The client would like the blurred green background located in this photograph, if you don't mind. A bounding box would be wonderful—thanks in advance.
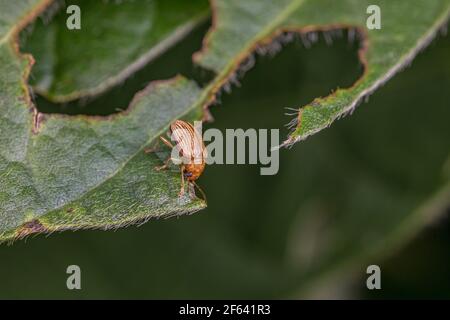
[0,17,449,299]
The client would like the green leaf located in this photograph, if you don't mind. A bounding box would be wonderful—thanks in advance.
[1,33,448,298]
[1,0,449,243]
[23,0,209,102]
[0,1,205,242]
[190,36,450,298]
[193,0,450,144]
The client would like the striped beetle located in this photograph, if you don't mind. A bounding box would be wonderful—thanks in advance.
[146,120,206,201]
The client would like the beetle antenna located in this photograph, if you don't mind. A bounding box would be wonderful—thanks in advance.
[191,181,207,204]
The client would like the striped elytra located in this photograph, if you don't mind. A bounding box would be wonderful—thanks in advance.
[169,120,206,181]
[145,119,207,200]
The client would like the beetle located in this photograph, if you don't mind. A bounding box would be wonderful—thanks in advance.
[145,120,207,201]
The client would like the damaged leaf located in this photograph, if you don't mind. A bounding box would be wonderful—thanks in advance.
[22,0,209,102]
[1,0,449,242]
[0,1,205,242]
[193,0,450,144]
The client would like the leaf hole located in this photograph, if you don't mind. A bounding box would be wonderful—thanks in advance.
[19,0,214,116]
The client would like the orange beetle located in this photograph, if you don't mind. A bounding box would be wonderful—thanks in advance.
[146,120,206,200]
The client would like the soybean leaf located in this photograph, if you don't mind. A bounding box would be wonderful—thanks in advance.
[1,0,449,243]
[0,33,448,298]
[23,0,209,102]
[0,1,205,242]
[193,0,450,144]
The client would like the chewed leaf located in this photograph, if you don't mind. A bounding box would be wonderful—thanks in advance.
[192,0,450,145]
[22,0,210,102]
[0,1,205,242]
[1,0,449,243]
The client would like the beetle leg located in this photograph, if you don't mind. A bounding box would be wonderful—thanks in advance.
[148,135,175,170]
[160,136,174,149]
[144,136,174,154]
[191,181,207,204]
[154,157,171,171]
[144,140,160,154]
[187,183,195,199]
[179,166,185,197]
